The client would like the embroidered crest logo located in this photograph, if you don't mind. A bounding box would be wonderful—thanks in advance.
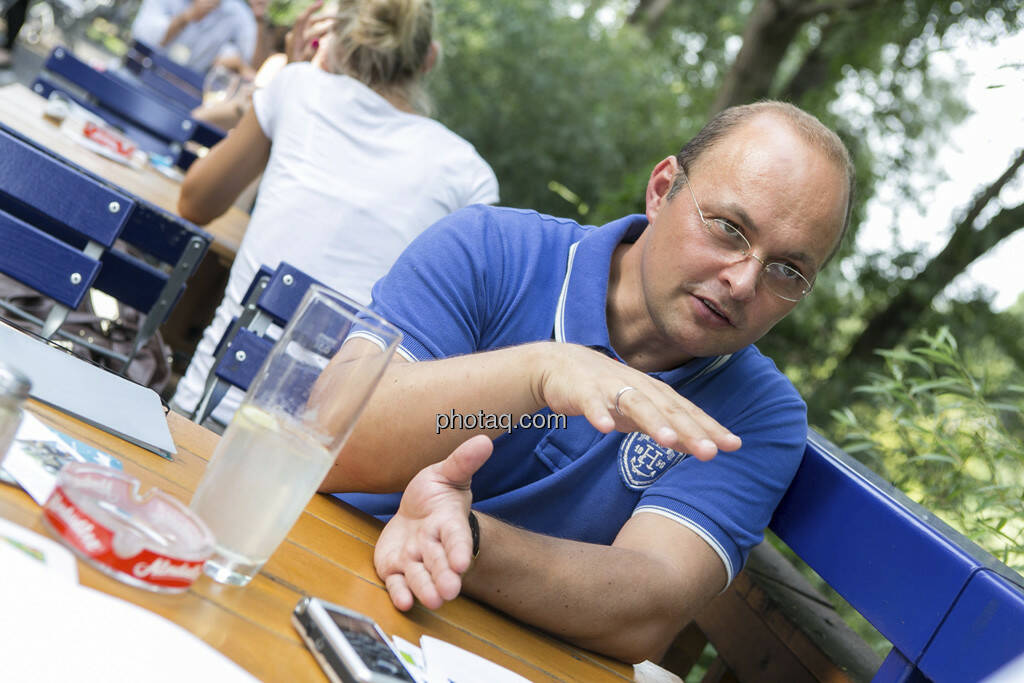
[618,432,689,490]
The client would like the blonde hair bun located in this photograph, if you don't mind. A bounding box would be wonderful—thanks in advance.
[328,0,434,89]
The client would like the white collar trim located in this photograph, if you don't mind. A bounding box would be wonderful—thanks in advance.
[553,240,581,343]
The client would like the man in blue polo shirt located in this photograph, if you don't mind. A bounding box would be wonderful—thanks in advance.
[318,101,854,663]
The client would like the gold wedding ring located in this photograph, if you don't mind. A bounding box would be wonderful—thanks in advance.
[614,386,636,416]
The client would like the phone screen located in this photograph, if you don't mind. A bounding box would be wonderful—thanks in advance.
[329,610,379,639]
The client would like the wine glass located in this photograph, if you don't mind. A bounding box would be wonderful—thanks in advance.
[202,65,240,106]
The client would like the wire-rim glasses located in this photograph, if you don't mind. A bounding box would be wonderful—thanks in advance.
[679,170,814,302]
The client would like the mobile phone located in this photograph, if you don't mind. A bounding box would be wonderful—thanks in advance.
[292,596,417,683]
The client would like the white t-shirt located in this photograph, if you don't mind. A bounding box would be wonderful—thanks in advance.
[173,63,499,421]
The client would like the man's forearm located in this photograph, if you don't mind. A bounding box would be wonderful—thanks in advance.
[461,514,698,663]
[161,10,194,45]
[324,336,740,493]
[322,343,552,493]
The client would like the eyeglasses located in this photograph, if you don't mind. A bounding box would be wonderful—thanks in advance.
[679,170,814,302]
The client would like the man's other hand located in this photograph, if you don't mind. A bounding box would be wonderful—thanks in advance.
[374,435,492,611]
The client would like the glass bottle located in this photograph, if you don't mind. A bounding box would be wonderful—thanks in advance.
[0,362,31,467]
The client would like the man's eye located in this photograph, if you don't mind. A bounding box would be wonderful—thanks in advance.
[710,219,744,240]
[769,263,806,282]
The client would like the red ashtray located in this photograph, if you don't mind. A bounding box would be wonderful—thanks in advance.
[42,463,214,593]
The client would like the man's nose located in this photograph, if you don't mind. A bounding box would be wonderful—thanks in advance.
[721,254,763,301]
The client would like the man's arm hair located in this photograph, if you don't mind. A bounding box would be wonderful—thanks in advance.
[466,511,729,663]
[469,512,725,662]
[318,340,739,493]
[319,342,550,493]
[371,436,727,663]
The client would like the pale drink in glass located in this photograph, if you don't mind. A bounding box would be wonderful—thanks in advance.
[190,284,401,586]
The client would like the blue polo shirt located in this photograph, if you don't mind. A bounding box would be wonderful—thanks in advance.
[341,205,806,583]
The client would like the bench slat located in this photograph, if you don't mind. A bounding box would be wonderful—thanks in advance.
[917,569,1024,681]
[0,210,100,309]
[772,433,980,660]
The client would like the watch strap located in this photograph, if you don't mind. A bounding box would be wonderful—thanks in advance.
[468,511,480,560]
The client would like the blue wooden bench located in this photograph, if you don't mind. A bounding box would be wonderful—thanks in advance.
[0,127,134,340]
[31,47,225,169]
[0,121,213,373]
[126,39,206,95]
[665,430,1024,681]
[192,262,327,425]
[122,40,204,111]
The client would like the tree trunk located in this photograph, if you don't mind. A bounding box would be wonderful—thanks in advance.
[712,0,881,114]
[627,0,674,35]
[844,200,1024,363]
[711,0,810,114]
[779,17,839,103]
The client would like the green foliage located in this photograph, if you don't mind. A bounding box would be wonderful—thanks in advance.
[758,2,1022,383]
[264,0,1022,250]
[831,328,1024,571]
[267,0,320,27]
[429,0,695,221]
[85,19,131,56]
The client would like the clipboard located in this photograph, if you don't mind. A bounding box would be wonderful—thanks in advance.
[0,322,176,459]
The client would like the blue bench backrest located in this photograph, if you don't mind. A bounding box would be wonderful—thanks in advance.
[214,327,274,392]
[36,47,224,164]
[43,47,196,144]
[0,129,132,249]
[122,48,203,111]
[771,431,1024,682]
[129,39,206,93]
[0,129,134,311]
[193,263,331,424]
[0,211,103,309]
[0,128,136,332]
[213,263,329,386]
[0,121,212,273]
[0,122,212,368]
[259,263,326,326]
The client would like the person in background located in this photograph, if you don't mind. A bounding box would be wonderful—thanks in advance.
[205,0,282,78]
[0,0,29,70]
[131,0,258,74]
[190,1,331,130]
[170,0,499,428]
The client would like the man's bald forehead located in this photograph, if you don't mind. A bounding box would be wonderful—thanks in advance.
[672,101,854,265]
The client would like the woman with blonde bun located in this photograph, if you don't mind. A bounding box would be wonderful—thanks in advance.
[172,0,498,425]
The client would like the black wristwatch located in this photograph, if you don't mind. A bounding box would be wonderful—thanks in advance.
[468,511,481,560]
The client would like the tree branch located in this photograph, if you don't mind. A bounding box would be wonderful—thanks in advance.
[779,17,837,102]
[627,0,656,24]
[954,147,1024,234]
[808,148,1024,420]
[626,0,673,34]
[833,196,1024,378]
[711,0,805,113]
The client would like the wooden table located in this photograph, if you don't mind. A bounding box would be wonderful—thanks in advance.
[0,82,248,261]
[0,401,634,682]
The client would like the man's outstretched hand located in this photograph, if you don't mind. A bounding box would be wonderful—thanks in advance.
[374,435,492,611]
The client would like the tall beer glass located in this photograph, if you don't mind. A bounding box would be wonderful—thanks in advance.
[191,285,401,586]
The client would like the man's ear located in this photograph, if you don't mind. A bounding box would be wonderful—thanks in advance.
[422,41,439,74]
[645,156,678,225]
